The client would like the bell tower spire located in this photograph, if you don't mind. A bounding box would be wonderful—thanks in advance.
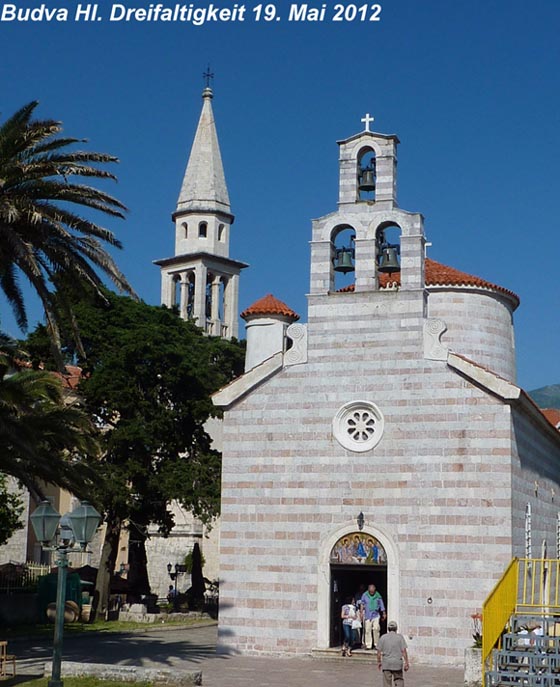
[154,80,247,339]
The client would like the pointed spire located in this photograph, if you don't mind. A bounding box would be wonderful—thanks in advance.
[176,87,231,216]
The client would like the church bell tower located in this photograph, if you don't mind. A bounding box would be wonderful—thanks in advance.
[154,83,247,338]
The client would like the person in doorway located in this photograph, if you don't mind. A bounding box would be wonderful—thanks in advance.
[340,596,357,656]
[360,583,386,649]
[377,620,409,686]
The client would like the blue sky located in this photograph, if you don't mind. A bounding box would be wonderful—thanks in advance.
[1,0,559,390]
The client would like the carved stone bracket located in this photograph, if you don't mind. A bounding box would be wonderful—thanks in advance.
[284,323,308,367]
[423,318,448,361]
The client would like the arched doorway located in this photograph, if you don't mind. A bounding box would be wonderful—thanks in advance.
[316,523,399,651]
[329,532,388,647]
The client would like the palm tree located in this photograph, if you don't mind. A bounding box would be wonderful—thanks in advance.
[0,100,134,359]
[0,359,100,501]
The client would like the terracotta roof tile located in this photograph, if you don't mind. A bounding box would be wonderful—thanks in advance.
[339,258,520,306]
[542,408,560,430]
[241,294,300,321]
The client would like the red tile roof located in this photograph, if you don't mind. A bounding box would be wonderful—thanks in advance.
[339,258,520,306]
[54,365,83,390]
[542,408,560,430]
[241,294,300,321]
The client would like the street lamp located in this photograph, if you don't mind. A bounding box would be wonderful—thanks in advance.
[30,500,101,687]
[166,562,184,610]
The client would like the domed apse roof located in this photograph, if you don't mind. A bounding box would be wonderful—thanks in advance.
[339,258,520,308]
[241,294,300,321]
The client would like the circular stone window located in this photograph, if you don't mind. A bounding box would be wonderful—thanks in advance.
[333,401,384,452]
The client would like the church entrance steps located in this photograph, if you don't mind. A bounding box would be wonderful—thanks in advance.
[311,647,376,662]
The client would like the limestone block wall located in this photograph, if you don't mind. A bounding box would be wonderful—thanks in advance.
[427,289,516,383]
[510,409,560,558]
[218,289,516,665]
[0,479,29,563]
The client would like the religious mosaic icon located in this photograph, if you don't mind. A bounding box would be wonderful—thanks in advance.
[330,532,387,565]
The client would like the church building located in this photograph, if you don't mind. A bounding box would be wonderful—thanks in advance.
[211,112,560,664]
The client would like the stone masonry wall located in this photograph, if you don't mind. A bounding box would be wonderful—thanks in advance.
[0,479,29,563]
[510,409,560,558]
[428,289,516,383]
[218,287,516,665]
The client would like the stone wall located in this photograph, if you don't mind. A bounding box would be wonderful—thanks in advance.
[217,286,517,665]
[428,289,516,383]
[510,408,560,557]
[0,479,29,564]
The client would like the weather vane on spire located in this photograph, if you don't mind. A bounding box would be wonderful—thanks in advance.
[203,65,214,88]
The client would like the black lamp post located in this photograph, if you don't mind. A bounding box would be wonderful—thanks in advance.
[167,562,184,610]
[30,500,101,687]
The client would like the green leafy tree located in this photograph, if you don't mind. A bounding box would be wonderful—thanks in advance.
[0,101,134,364]
[27,291,244,617]
[0,334,100,501]
[0,473,24,546]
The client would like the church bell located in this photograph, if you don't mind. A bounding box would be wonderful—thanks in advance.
[358,168,376,193]
[377,245,400,273]
[333,247,355,274]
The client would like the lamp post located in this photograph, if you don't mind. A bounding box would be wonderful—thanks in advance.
[166,562,185,611]
[30,500,101,687]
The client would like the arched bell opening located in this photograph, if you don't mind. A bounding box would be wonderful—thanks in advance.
[331,225,356,292]
[357,147,377,201]
[186,272,195,319]
[375,222,402,281]
[205,272,214,328]
[182,222,188,239]
[172,274,181,309]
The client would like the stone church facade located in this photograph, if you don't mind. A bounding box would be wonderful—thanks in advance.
[212,119,560,664]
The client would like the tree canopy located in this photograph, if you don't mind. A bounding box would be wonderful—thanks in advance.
[0,101,134,363]
[0,333,100,502]
[27,291,244,611]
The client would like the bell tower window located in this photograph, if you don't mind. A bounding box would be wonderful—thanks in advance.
[218,224,225,241]
[376,223,401,278]
[172,274,181,309]
[358,148,376,201]
[199,222,208,238]
[182,222,188,239]
[331,225,355,292]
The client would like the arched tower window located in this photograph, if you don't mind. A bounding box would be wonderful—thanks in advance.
[375,223,401,280]
[199,221,208,238]
[172,274,181,308]
[182,222,188,239]
[357,148,376,201]
[186,272,195,319]
[331,225,355,292]
[218,224,225,242]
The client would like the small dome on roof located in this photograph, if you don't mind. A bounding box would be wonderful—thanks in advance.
[241,294,300,321]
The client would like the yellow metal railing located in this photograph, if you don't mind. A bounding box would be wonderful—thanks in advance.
[517,558,560,614]
[482,557,519,681]
[482,558,560,683]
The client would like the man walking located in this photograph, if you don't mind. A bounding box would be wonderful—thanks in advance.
[377,620,409,686]
[360,583,386,649]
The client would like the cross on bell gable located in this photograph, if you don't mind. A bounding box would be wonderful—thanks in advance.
[361,113,374,132]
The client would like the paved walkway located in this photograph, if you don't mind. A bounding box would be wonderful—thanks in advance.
[10,624,464,686]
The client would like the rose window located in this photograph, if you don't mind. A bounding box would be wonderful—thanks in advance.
[333,401,384,452]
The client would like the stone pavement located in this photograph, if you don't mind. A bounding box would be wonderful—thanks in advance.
[202,654,464,687]
[11,623,464,686]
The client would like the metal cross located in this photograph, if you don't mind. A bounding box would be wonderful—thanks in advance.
[203,65,214,88]
[361,113,374,132]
